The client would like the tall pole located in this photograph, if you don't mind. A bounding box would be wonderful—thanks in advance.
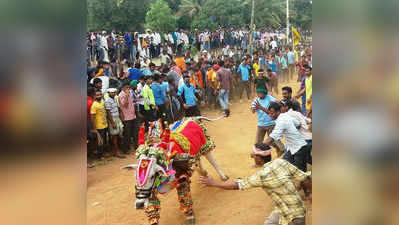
[286,0,289,45]
[248,0,255,55]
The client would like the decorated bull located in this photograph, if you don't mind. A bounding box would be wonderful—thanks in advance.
[121,116,228,225]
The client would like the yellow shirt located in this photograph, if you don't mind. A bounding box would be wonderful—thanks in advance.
[253,63,260,77]
[90,100,108,130]
[305,75,312,110]
[294,50,299,62]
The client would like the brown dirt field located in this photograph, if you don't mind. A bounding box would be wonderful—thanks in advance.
[87,78,312,225]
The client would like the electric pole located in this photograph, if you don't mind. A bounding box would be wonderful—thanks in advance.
[248,0,255,55]
[286,0,289,45]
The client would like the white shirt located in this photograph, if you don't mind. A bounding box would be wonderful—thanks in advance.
[286,109,312,140]
[100,35,108,50]
[153,32,161,45]
[269,113,307,154]
[136,82,145,105]
[270,40,277,49]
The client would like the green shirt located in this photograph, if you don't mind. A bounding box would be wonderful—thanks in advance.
[142,84,155,110]
[254,77,269,93]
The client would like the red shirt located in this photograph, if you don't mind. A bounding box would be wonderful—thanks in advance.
[87,96,94,120]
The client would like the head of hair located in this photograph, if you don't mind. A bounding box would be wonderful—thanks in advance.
[135,62,141,69]
[303,64,312,70]
[122,80,131,88]
[93,78,102,85]
[149,62,156,68]
[254,143,272,163]
[282,86,292,94]
[267,68,272,72]
[285,99,301,112]
[268,101,281,112]
[258,69,264,73]
[153,74,160,82]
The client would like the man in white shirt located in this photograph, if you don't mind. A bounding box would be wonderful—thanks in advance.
[281,99,312,165]
[263,102,310,172]
[270,38,278,50]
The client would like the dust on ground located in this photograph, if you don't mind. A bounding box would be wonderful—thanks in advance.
[87,79,312,225]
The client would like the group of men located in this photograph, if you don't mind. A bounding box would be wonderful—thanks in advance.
[86,27,306,67]
[87,27,313,225]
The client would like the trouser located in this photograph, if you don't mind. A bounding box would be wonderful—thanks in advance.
[305,140,312,165]
[156,104,169,128]
[130,45,137,62]
[283,144,310,172]
[255,126,285,156]
[239,81,251,100]
[96,128,107,159]
[144,109,157,131]
[185,105,201,117]
[282,68,289,82]
[206,87,217,108]
[218,89,230,110]
[288,64,295,80]
[265,212,306,225]
[301,93,307,116]
[122,119,138,153]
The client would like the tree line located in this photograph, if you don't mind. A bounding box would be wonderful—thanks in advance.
[87,0,312,32]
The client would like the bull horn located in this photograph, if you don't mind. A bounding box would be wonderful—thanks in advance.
[120,164,137,170]
[154,164,167,176]
[195,115,226,121]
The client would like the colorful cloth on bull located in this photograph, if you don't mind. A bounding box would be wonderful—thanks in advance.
[169,118,215,160]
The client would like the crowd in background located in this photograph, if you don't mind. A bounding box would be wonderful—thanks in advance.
[86,27,312,167]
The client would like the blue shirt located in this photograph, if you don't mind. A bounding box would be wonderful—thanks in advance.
[287,52,295,65]
[281,56,288,69]
[177,84,197,107]
[237,64,250,81]
[268,61,277,73]
[151,83,167,105]
[251,95,276,127]
[124,33,132,48]
[141,68,153,76]
[128,68,143,81]
[162,81,169,92]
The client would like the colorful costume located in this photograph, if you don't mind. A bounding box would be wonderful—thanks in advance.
[135,118,216,225]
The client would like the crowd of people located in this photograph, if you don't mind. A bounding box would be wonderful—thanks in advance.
[86,27,312,163]
[87,26,313,225]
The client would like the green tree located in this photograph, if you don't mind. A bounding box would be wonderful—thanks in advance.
[87,0,150,31]
[292,0,312,29]
[191,0,246,30]
[145,0,177,32]
[176,0,205,18]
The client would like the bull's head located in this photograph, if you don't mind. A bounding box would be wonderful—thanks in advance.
[121,154,167,209]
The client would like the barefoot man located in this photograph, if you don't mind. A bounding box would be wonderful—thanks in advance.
[199,154,311,225]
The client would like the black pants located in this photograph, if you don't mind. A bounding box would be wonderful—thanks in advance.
[283,144,310,172]
[156,104,169,128]
[239,81,251,100]
[306,140,312,165]
[122,119,139,153]
[96,128,107,159]
[185,105,201,117]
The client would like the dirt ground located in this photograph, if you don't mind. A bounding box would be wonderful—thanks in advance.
[87,78,312,225]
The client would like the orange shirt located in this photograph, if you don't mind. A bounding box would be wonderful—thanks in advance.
[174,57,186,71]
[195,71,203,88]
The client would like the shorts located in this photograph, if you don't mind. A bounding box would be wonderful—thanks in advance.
[108,116,124,136]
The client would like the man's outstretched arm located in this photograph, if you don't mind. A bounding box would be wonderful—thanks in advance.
[199,176,239,190]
